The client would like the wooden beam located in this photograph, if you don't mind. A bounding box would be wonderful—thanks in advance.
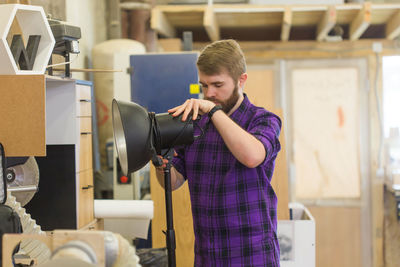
[204,6,220,42]
[317,6,336,42]
[150,8,176,38]
[193,39,400,61]
[386,10,400,40]
[350,2,371,41]
[281,7,292,41]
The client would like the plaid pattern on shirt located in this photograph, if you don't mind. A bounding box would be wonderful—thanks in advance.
[172,95,282,267]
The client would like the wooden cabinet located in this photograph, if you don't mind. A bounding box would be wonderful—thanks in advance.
[25,77,94,230]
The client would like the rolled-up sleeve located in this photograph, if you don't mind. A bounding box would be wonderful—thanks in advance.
[248,111,282,165]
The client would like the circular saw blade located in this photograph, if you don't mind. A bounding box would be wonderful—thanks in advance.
[7,157,39,206]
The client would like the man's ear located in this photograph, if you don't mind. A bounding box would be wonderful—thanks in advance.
[238,73,248,89]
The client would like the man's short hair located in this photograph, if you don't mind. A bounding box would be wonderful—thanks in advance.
[197,39,246,83]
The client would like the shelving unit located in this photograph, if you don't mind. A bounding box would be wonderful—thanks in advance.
[150,3,400,41]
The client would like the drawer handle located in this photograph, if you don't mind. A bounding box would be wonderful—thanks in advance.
[80,99,91,102]
[82,185,93,190]
[81,132,92,135]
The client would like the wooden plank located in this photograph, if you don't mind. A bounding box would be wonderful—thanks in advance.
[281,7,292,41]
[191,40,400,61]
[0,75,46,156]
[386,10,400,40]
[204,6,220,42]
[151,165,195,267]
[307,206,361,267]
[317,6,337,42]
[78,169,94,228]
[370,8,397,24]
[292,10,326,26]
[271,109,290,220]
[151,8,176,38]
[336,8,360,25]
[242,68,290,220]
[158,38,182,52]
[350,2,371,41]
[367,54,384,267]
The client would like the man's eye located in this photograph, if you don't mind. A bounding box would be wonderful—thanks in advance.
[215,84,222,88]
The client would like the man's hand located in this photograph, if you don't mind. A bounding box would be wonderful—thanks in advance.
[153,151,186,190]
[168,98,216,121]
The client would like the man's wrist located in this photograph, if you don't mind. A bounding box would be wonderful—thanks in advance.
[208,105,223,119]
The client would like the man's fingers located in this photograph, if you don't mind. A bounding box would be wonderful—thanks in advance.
[182,100,194,121]
[192,101,199,120]
[168,106,179,113]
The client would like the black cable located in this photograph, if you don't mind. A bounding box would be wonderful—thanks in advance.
[193,118,211,140]
[161,118,191,158]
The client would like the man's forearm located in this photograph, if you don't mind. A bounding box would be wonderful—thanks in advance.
[155,166,185,191]
[211,110,266,168]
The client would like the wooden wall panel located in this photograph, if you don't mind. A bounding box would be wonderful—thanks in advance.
[245,67,290,220]
[307,206,361,267]
[158,38,182,52]
[150,166,194,267]
[291,67,361,199]
[244,68,274,110]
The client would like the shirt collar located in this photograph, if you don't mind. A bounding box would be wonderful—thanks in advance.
[230,93,250,123]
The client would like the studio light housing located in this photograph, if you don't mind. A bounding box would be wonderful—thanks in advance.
[112,99,194,175]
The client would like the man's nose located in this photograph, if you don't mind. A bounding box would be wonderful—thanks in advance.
[205,87,216,98]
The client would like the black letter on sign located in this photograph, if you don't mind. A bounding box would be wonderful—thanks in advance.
[10,35,41,70]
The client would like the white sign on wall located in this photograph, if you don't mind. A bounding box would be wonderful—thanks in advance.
[0,4,55,75]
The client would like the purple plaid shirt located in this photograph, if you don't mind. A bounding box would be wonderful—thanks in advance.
[172,95,281,267]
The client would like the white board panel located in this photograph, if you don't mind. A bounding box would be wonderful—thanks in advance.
[292,67,361,199]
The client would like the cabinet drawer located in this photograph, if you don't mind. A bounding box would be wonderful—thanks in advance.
[79,117,92,133]
[76,84,91,101]
[77,101,92,117]
[78,169,94,228]
[79,132,93,172]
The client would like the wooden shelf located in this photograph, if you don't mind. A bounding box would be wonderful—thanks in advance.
[150,3,400,42]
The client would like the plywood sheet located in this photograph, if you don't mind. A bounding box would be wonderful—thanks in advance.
[150,165,195,267]
[245,68,274,110]
[158,38,182,52]
[0,75,46,156]
[270,109,290,220]
[245,67,290,220]
[307,206,361,267]
[292,67,361,199]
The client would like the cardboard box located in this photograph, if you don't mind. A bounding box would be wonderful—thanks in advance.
[278,203,315,267]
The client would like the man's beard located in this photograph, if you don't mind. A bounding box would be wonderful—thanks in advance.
[205,84,240,113]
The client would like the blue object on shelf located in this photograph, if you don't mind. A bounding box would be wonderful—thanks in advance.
[130,53,199,113]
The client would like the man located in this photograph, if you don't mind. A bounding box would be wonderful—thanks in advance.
[156,39,281,266]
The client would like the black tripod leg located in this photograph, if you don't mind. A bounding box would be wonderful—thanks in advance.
[163,153,176,267]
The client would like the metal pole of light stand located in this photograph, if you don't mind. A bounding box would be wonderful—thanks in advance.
[163,156,176,267]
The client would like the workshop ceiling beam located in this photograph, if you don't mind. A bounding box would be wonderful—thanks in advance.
[350,2,371,41]
[386,10,400,40]
[281,7,292,41]
[151,8,176,38]
[316,6,336,42]
[204,6,220,42]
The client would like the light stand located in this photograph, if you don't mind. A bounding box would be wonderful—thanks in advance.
[111,99,195,267]
[163,150,176,267]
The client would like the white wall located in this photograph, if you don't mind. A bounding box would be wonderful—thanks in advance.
[66,0,107,80]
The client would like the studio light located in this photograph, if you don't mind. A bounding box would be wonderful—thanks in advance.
[112,99,195,267]
[112,99,194,175]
